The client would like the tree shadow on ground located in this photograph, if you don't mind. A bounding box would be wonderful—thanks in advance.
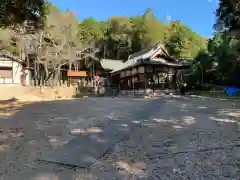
[0,98,25,116]
[88,96,239,180]
[0,96,239,180]
[0,97,155,179]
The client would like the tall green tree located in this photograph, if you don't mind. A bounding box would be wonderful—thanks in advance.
[79,18,107,44]
[165,21,207,59]
[103,16,133,59]
[206,0,240,86]
[207,32,239,85]
[0,0,45,27]
[98,8,207,60]
[215,0,240,32]
[141,8,167,47]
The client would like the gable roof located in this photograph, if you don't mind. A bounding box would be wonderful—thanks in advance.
[111,42,190,74]
[128,43,170,61]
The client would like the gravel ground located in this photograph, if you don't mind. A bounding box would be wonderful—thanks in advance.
[0,96,239,180]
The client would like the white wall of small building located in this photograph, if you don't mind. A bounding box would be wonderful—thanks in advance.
[12,61,22,84]
[12,62,30,85]
[0,59,13,84]
[0,58,30,85]
[0,59,12,67]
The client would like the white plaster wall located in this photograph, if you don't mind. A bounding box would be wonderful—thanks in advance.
[24,69,30,85]
[0,59,30,85]
[0,78,12,84]
[0,59,13,67]
[0,57,31,85]
[12,62,22,84]
[12,63,30,85]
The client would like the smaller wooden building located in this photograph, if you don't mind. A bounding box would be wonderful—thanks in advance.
[66,58,124,86]
[110,43,191,92]
[0,51,30,85]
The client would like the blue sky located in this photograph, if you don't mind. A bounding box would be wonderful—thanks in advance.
[48,0,218,38]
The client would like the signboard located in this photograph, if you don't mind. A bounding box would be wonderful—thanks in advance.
[67,71,87,77]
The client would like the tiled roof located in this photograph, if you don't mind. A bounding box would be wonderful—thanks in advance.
[100,59,124,70]
[111,58,141,74]
[111,42,189,74]
[128,43,167,62]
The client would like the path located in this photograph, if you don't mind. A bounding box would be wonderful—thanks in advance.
[0,96,239,179]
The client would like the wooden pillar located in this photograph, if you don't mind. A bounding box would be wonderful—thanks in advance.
[132,76,135,96]
[167,67,175,89]
[144,74,147,93]
[152,65,155,93]
[33,61,37,86]
[118,80,121,91]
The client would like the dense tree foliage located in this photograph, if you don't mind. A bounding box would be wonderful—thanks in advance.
[190,0,240,88]
[0,3,99,86]
[0,0,45,27]
[78,8,207,60]
[215,0,240,32]
[165,21,207,59]
[0,2,207,60]
[4,1,240,87]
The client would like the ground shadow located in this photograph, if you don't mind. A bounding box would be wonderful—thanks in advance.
[0,96,239,179]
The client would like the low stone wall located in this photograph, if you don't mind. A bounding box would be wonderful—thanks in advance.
[27,86,78,100]
[0,84,79,101]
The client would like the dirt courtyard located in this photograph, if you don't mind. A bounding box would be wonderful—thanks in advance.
[0,96,239,180]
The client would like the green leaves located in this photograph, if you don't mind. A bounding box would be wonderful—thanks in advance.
[0,27,16,53]
[0,0,45,28]
[78,18,107,44]
[0,4,208,70]
[165,21,207,59]
[215,0,240,32]
[77,9,206,61]
[213,0,240,86]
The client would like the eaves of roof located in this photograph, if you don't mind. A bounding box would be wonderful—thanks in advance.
[111,59,191,74]
[0,51,23,64]
[100,59,124,70]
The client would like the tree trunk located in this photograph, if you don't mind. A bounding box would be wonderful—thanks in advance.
[33,61,37,86]
[37,63,41,86]
[53,67,61,87]
[43,63,49,85]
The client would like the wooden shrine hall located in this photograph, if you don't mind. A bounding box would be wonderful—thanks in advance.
[110,42,191,92]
